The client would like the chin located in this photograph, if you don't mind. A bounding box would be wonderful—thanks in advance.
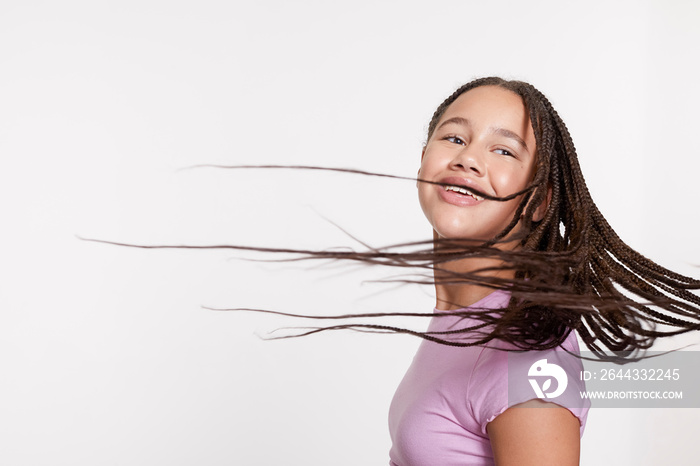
[432,224,487,242]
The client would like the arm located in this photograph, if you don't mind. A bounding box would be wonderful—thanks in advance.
[486,399,580,466]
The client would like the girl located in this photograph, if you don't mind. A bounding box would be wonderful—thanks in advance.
[382,77,700,465]
[390,78,590,465]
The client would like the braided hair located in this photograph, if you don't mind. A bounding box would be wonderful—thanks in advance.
[417,77,700,358]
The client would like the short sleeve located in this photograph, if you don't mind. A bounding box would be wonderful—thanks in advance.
[466,345,511,435]
[466,334,590,437]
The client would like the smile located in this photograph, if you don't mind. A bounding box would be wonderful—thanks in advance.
[444,185,484,201]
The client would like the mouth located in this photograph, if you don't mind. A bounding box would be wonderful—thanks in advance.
[443,184,484,201]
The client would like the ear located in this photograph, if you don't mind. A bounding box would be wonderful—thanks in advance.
[532,185,552,222]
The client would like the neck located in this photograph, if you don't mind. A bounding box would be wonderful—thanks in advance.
[432,235,517,311]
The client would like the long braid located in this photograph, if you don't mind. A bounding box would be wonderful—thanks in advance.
[422,78,700,358]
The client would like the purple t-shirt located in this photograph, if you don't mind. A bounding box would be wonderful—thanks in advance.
[388,290,589,465]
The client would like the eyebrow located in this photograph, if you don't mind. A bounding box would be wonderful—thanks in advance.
[436,117,529,151]
[436,117,472,132]
[491,127,528,151]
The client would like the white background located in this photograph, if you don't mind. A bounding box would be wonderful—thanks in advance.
[2,1,700,464]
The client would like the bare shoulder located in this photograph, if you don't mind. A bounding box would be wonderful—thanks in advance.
[486,399,580,466]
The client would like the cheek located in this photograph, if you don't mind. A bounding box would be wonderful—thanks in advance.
[416,158,437,198]
[417,180,447,233]
[493,165,530,194]
[418,153,432,175]
[417,182,432,220]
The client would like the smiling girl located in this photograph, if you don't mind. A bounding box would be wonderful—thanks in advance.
[390,81,586,466]
[381,77,700,465]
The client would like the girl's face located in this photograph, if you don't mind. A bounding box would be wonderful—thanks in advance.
[418,85,540,242]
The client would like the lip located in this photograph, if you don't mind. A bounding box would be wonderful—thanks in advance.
[437,176,490,207]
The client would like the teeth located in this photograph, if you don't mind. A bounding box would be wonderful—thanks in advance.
[445,185,484,201]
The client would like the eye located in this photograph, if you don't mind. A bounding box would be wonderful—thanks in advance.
[444,135,466,145]
[494,148,515,157]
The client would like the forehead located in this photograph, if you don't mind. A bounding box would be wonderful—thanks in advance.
[438,86,535,145]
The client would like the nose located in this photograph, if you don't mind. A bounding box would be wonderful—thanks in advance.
[450,145,485,176]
